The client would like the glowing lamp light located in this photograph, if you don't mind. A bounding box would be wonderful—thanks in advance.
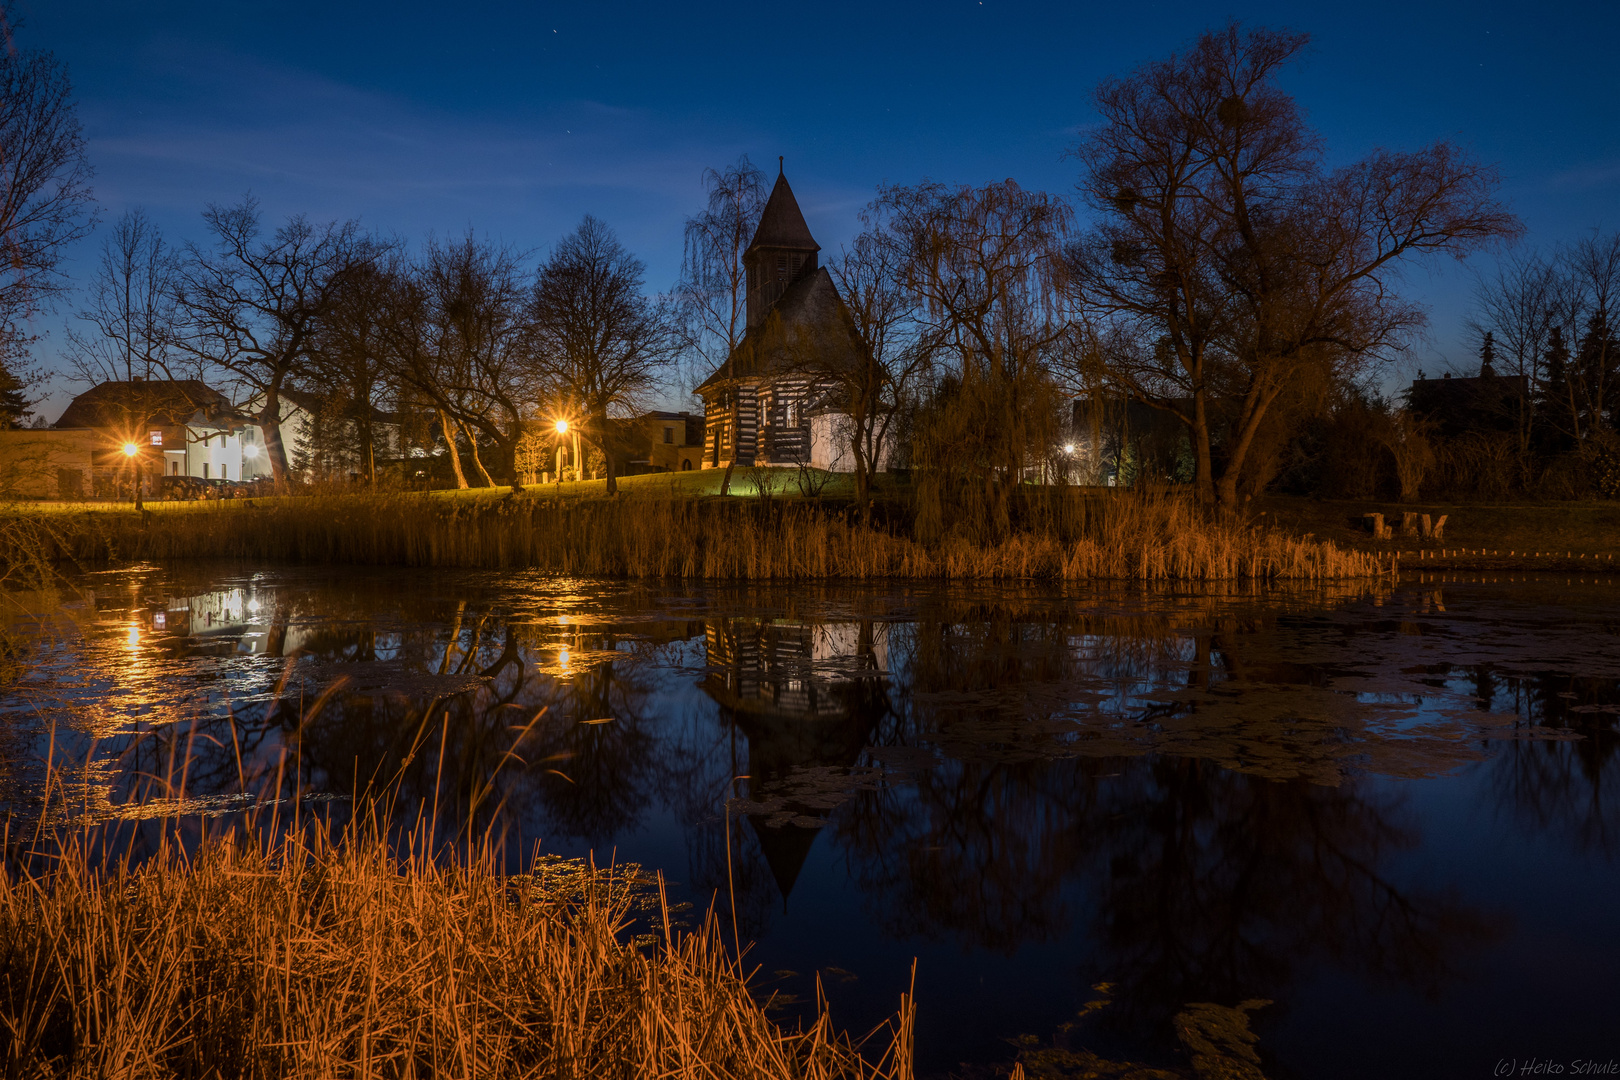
[554,419,569,435]
[243,444,260,459]
[122,443,139,458]
[1062,444,1076,455]
[247,599,261,614]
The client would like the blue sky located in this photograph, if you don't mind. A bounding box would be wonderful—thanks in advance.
[17,0,1620,415]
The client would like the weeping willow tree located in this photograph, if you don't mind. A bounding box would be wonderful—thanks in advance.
[868,179,1076,543]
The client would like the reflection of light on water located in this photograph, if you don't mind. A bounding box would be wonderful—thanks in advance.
[558,648,570,671]
[125,624,139,648]
[153,612,166,630]
[247,599,261,614]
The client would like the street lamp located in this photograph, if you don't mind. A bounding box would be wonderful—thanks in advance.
[121,442,145,510]
[553,418,581,482]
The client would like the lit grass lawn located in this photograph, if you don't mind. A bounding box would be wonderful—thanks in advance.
[429,466,877,501]
[1260,495,1620,563]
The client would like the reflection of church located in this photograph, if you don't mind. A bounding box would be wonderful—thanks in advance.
[702,619,889,903]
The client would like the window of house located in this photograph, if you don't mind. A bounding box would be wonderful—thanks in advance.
[664,427,674,444]
[203,463,210,478]
[777,254,787,278]
[149,430,162,446]
[221,464,229,480]
[790,254,803,276]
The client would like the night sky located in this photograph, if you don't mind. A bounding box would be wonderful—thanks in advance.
[17,0,1620,414]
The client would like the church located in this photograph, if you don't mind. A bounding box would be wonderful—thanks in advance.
[697,165,864,471]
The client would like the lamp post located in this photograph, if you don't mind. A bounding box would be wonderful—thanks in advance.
[123,442,142,511]
[554,418,581,484]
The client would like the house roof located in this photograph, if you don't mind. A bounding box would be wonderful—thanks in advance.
[746,171,820,255]
[54,380,231,431]
[696,268,860,393]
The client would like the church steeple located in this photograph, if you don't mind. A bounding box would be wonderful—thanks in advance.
[744,164,820,329]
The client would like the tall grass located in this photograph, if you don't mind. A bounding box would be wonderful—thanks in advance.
[11,488,1386,581]
[0,823,915,1079]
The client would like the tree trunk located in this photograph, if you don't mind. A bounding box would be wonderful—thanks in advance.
[1214,383,1283,512]
[439,410,468,488]
[258,385,291,489]
[463,423,496,487]
[597,410,619,496]
[1191,390,1214,505]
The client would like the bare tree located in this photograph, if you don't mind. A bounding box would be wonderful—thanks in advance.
[379,234,531,489]
[1555,232,1620,444]
[822,229,936,521]
[677,158,767,496]
[303,252,404,484]
[0,42,97,388]
[66,209,181,383]
[1071,24,1518,510]
[1467,251,1561,481]
[871,179,1074,540]
[63,209,189,508]
[173,197,370,486]
[527,215,679,496]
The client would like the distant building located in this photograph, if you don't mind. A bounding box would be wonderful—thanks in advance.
[634,411,705,474]
[1407,372,1528,438]
[46,379,265,492]
[697,164,881,472]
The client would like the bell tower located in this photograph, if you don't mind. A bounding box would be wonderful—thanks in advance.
[743,159,821,330]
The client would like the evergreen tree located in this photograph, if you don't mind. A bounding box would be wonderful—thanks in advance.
[1539,325,1576,445]
[1478,331,1497,377]
[1575,309,1619,434]
[0,364,32,428]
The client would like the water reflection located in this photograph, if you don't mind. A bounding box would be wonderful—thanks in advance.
[7,567,1620,1074]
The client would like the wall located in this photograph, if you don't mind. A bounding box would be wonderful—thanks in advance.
[0,429,99,499]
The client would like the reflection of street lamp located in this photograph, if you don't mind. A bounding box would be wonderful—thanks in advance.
[1062,444,1075,455]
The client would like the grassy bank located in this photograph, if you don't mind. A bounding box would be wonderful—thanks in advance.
[1260,495,1620,574]
[8,489,1386,582]
[0,827,913,1079]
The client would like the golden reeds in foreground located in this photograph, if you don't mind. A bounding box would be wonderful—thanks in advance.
[0,828,914,1079]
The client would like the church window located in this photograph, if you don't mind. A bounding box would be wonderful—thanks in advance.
[776,254,787,278]
[790,253,803,276]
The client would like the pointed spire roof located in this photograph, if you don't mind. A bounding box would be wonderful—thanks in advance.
[747,164,819,254]
[749,818,821,907]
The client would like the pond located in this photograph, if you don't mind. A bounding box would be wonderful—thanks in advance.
[6,564,1620,1078]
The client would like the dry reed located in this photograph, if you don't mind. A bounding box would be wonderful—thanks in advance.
[0,824,915,1079]
[11,489,1386,582]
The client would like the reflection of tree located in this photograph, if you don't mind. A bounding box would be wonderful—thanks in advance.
[835,750,1500,1044]
[1482,668,1620,855]
[1090,759,1499,1037]
[830,595,1504,1045]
